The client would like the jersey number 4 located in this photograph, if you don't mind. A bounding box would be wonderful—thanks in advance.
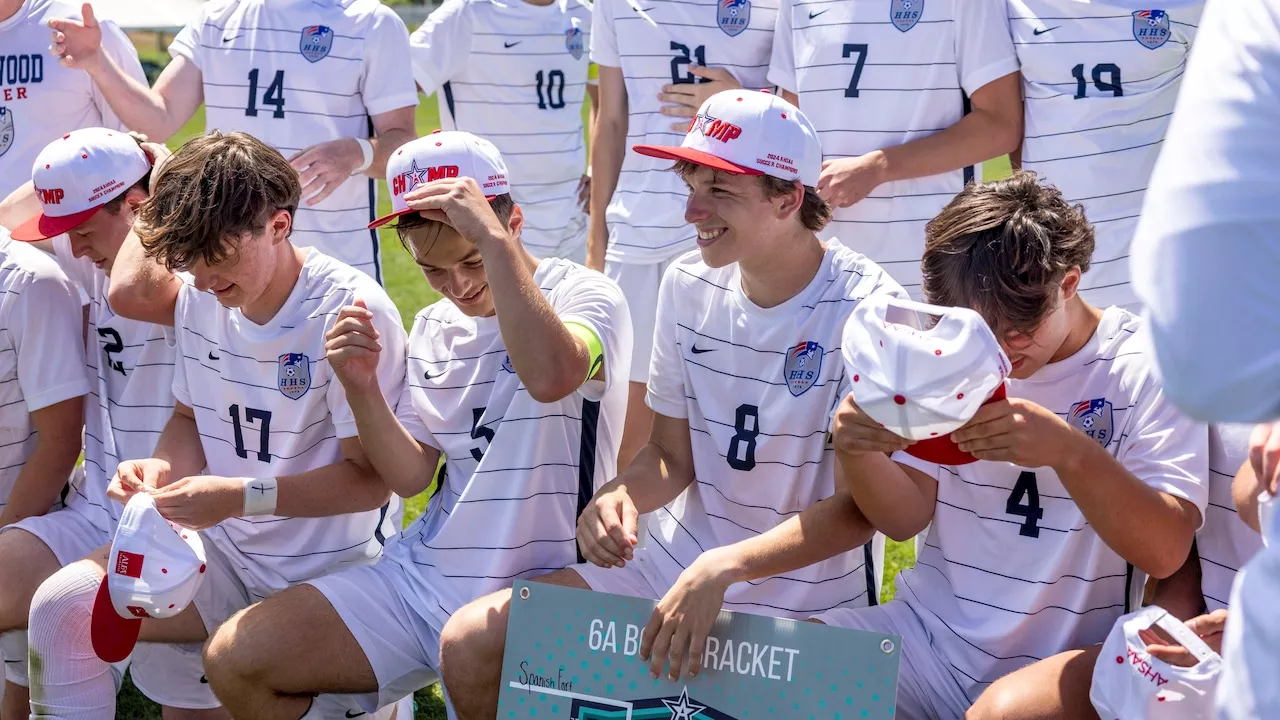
[1005,470,1044,538]
[245,69,286,119]
[230,404,273,462]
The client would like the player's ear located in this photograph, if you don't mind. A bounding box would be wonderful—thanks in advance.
[505,203,525,241]
[773,178,805,222]
[268,208,293,245]
[124,187,148,212]
[1060,266,1082,301]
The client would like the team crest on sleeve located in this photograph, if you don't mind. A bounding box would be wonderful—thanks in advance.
[891,0,923,32]
[783,341,823,397]
[278,353,311,400]
[299,25,334,63]
[501,355,515,373]
[0,107,12,157]
[1133,10,1171,49]
[717,0,751,37]
[1069,398,1114,448]
[565,26,585,60]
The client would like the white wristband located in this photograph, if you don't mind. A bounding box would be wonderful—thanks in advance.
[352,138,374,174]
[242,477,279,517]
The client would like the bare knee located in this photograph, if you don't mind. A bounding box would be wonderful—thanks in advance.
[0,530,60,631]
[439,589,513,678]
[966,680,1021,720]
[202,606,275,691]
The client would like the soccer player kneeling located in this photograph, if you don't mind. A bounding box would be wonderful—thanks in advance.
[823,170,1208,719]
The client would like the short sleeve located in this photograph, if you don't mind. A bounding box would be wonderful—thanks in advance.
[11,260,90,412]
[954,0,1020,96]
[767,0,797,93]
[590,0,620,68]
[892,450,943,482]
[644,263,686,419]
[96,20,149,130]
[326,288,409,440]
[393,374,438,449]
[409,0,475,96]
[1117,372,1211,522]
[168,12,206,70]
[170,281,196,408]
[360,7,421,117]
[554,269,633,403]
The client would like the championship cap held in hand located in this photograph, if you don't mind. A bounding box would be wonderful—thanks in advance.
[91,493,207,663]
[633,89,822,186]
[843,297,1011,465]
[368,130,510,229]
[10,127,151,242]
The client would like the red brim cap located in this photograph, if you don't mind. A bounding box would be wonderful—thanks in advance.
[90,576,141,663]
[9,205,103,242]
[632,145,763,176]
[903,384,1008,466]
[368,194,505,230]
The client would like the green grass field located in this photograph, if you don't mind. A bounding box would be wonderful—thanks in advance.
[111,43,1017,718]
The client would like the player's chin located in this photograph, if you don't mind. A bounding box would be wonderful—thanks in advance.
[211,284,244,308]
[695,235,737,269]
[449,285,492,316]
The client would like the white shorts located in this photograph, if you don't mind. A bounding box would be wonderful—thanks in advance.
[307,560,442,713]
[606,256,680,384]
[572,560,664,600]
[814,602,972,719]
[3,504,106,567]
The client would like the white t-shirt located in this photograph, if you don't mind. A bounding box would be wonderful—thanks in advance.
[0,230,91,512]
[172,249,406,602]
[169,0,419,283]
[410,0,593,259]
[591,0,777,265]
[768,0,1018,299]
[638,243,905,617]
[892,307,1208,703]
[49,236,177,536]
[388,258,632,627]
[0,0,146,199]
[1198,423,1262,613]
[1131,0,1280,424]
[1010,0,1203,310]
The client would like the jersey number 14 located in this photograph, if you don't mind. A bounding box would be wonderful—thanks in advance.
[245,69,287,119]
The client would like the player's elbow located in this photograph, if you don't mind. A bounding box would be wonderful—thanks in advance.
[525,374,578,404]
[1137,521,1197,580]
[106,279,153,321]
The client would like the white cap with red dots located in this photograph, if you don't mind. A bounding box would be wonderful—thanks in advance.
[368,130,510,229]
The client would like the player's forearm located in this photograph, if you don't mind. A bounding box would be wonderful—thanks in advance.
[85,54,183,142]
[273,459,391,517]
[1232,459,1263,533]
[837,451,933,542]
[366,118,416,177]
[152,410,209,483]
[588,112,627,250]
[0,417,85,527]
[1055,437,1199,578]
[344,386,437,498]
[614,437,695,514]
[706,491,876,587]
[107,231,181,326]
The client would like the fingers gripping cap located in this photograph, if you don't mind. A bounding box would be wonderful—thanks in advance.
[843,297,1012,465]
[369,130,510,229]
[91,494,207,663]
[633,89,822,186]
[11,127,151,242]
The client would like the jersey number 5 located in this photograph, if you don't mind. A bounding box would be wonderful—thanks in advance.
[470,407,495,462]
[230,404,273,462]
[246,69,286,119]
[1006,470,1044,538]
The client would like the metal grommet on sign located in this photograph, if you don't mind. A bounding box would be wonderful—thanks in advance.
[519,586,531,600]
[880,639,895,654]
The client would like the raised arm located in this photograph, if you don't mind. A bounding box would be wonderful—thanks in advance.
[106,230,182,326]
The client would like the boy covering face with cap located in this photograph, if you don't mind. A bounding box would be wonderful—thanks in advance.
[199,130,633,719]
[435,89,906,720]
[823,170,1208,719]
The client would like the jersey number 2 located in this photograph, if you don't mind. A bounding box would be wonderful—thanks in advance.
[230,404,273,462]
[1005,470,1044,538]
[97,327,126,377]
[246,69,286,119]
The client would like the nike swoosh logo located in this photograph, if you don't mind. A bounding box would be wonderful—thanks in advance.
[199,675,209,684]
[808,9,830,19]
[424,370,436,380]
[345,712,366,718]
[221,34,241,43]
[208,351,220,360]
[690,346,715,355]
[1033,26,1058,36]
[504,41,522,48]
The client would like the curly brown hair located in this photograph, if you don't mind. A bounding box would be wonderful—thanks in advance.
[921,170,1095,339]
[672,159,832,232]
[135,131,301,271]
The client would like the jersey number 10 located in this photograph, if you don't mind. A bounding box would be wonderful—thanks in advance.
[245,69,287,119]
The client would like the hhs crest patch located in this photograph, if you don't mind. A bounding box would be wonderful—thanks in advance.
[783,341,823,397]
[717,0,751,37]
[299,25,334,63]
[891,0,923,32]
[278,353,311,400]
[0,107,12,157]
[1069,398,1114,448]
[1133,10,1170,49]
[565,26,585,60]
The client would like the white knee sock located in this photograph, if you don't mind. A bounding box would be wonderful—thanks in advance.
[27,565,118,720]
[1,630,28,687]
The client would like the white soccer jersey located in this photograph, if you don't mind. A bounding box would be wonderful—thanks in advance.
[387,259,632,626]
[592,0,777,264]
[640,245,905,617]
[0,0,146,200]
[1198,423,1262,613]
[48,236,177,536]
[0,230,91,512]
[768,0,1018,299]
[892,308,1208,702]
[1011,1,1202,309]
[172,250,406,601]
[169,0,419,282]
[410,0,593,259]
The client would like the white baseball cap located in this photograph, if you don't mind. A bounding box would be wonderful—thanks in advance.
[369,130,510,229]
[91,493,207,663]
[1090,606,1221,719]
[11,127,151,242]
[843,297,1011,465]
[633,89,822,186]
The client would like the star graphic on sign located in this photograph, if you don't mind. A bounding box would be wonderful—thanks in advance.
[661,688,706,720]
